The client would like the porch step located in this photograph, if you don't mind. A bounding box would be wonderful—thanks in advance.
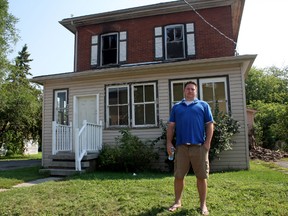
[48,152,99,161]
[43,152,99,177]
[40,168,85,177]
[49,161,90,169]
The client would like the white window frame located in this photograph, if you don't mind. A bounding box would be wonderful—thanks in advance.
[54,89,68,125]
[100,32,119,66]
[164,24,185,60]
[170,79,197,107]
[199,77,229,113]
[106,85,130,127]
[131,83,157,128]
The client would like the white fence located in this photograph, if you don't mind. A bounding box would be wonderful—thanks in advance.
[52,120,103,171]
[75,120,103,171]
[52,121,73,155]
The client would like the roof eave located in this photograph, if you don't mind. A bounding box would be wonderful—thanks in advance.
[60,0,239,33]
[31,54,256,85]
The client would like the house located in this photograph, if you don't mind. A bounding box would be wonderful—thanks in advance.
[32,0,256,175]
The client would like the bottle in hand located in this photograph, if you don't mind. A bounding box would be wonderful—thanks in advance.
[168,147,175,161]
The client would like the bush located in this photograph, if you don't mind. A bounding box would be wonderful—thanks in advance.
[210,107,240,161]
[97,129,158,172]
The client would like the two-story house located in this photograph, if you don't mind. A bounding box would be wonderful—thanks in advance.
[32,0,256,175]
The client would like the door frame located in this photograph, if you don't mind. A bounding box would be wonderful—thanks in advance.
[73,94,100,131]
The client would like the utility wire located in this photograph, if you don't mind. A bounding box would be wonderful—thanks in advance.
[183,0,237,46]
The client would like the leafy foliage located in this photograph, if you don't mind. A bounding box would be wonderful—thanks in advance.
[0,45,42,155]
[97,129,159,172]
[246,66,288,151]
[210,105,240,161]
[0,0,19,81]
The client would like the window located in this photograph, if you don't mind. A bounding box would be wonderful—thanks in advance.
[101,33,118,66]
[165,25,185,59]
[91,32,127,67]
[154,23,195,60]
[107,86,129,126]
[132,83,157,127]
[199,77,228,113]
[106,82,157,128]
[170,77,229,113]
[170,79,197,107]
[54,90,68,125]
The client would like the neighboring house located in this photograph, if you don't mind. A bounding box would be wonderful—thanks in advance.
[32,0,256,175]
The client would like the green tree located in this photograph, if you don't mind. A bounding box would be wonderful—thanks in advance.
[246,67,288,105]
[246,66,288,150]
[0,45,42,155]
[0,0,19,81]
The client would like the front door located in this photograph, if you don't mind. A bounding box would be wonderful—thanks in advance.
[74,94,99,129]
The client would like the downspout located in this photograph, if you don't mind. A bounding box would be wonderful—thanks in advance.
[71,18,78,72]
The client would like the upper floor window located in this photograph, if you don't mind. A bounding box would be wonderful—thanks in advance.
[91,32,127,68]
[101,33,118,66]
[155,23,195,60]
[54,89,68,125]
[165,25,185,59]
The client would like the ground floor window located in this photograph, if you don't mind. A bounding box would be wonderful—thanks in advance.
[170,77,229,113]
[106,82,157,128]
[54,89,68,125]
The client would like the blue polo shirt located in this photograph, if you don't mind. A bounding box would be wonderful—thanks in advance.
[169,98,213,146]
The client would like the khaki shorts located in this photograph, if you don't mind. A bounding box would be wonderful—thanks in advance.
[174,144,209,179]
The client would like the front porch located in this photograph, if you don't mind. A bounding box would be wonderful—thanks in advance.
[41,120,103,176]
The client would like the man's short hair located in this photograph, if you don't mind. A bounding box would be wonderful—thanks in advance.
[184,81,197,88]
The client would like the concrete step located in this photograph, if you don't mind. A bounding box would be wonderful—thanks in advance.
[40,168,86,177]
[48,161,90,169]
[49,152,99,161]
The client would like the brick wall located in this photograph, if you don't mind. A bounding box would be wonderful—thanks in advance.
[76,6,235,71]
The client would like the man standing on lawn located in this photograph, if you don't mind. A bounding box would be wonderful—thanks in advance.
[166,81,214,215]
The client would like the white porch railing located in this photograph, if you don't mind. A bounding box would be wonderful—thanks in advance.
[75,120,103,171]
[52,121,73,155]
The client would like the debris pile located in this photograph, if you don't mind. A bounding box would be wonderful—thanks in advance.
[250,146,288,162]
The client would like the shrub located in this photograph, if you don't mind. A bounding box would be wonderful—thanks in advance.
[97,129,158,172]
[210,107,240,161]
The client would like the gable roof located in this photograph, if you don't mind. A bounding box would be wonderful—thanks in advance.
[60,0,245,39]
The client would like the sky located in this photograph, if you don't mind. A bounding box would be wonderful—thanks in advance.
[8,0,288,77]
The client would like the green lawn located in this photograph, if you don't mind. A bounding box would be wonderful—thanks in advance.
[0,160,287,216]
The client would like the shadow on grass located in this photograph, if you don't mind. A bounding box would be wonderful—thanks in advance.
[69,170,175,181]
[136,206,199,216]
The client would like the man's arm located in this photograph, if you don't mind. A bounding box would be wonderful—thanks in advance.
[203,122,214,150]
[166,122,175,155]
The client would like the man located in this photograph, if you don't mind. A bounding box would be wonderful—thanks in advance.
[166,81,214,215]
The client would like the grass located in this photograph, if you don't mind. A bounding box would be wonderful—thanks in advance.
[0,160,287,216]
[0,152,42,161]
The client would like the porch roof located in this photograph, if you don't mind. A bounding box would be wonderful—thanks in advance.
[31,54,256,85]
